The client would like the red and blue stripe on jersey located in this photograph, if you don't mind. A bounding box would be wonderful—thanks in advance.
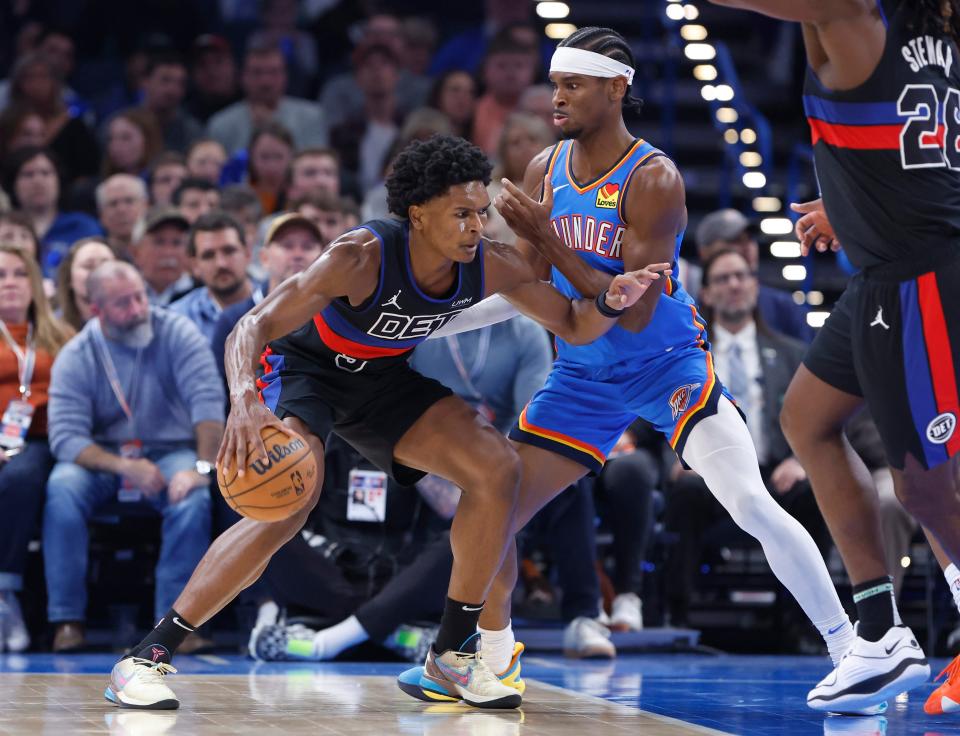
[803,94,944,151]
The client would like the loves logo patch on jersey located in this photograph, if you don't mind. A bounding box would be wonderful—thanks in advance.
[596,182,620,209]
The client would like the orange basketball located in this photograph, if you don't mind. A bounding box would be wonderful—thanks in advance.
[217,427,318,522]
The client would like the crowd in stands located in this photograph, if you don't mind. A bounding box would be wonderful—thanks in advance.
[0,1,938,661]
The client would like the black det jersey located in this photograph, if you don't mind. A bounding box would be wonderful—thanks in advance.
[305,218,485,366]
[803,0,960,269]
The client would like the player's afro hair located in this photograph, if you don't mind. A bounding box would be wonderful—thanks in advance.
[386,135,492,217]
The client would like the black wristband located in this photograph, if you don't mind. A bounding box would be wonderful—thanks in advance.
[595,289,625,318]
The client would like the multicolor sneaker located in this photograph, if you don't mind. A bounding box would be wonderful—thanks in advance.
[397,644,523,709]
[104,657,178,709]
[925,653,960,714]
[248,622,318,661]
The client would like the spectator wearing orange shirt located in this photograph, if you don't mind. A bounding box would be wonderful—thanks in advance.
[0,243,73,652]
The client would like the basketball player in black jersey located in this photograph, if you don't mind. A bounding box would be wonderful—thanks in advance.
[103,135,669,711]
[710,0,960,715]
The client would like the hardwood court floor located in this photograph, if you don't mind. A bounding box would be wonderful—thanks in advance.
[0,653,955,735]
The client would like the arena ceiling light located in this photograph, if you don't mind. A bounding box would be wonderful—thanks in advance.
[684,4,700,19]
[753,196,782,212]
[783,264,807,281]
[716,107,738,124]
[770,241,801,258]
[740,151,762,167]
[806,311,830,328]
[693,64,717,81]
[713,84,734,101]
[666,3,685,20]
[743,171,767,188]
[724,129,739,144]
[740,128,757,144]
[684,43,716,60]
[760,217,793,234]
[681,24,708,41]
[536,2,570,20]
[545,22,577,39]
[807,290,824,306]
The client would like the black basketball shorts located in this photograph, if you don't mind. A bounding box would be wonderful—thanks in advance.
[255,332,452,486]
[804,249,960,470]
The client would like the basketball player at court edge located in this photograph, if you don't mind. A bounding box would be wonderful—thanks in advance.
[397,26,883,716]
[707,0,960,714]
[102,133,670,710]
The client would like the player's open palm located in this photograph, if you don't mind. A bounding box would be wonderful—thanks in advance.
[217,400,294,479]
[607,263,673,309]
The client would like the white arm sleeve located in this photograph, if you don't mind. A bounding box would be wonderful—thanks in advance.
[428,293,519,339]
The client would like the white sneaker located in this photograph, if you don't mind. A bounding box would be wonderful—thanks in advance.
[609,593,643,632]
[807,625,929,714]
[563,616,616,659]
[2,592,29,652]
[105,657,179,709]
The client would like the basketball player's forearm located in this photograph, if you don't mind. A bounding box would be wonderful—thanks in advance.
[75,444,129,475]
[224,323,264,406]
[194,420,224,463]
[564,298,621,344]
[534,230,612,298]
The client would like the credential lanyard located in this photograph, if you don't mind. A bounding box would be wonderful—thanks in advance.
[445,327,491,402]
[0,321,35,399]
[92,320,143,429]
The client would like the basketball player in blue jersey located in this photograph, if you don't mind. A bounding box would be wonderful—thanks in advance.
[708,0,960,715]
[102,135,670,711]
[399,26,884,714]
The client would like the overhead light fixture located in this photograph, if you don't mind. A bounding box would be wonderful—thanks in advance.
[740,151,762,167]
[681,24,707,41]
[760,217,793,235]
[753,196,781,212]
[536,2,570,19]
[783,264,807,281]
[716,107,738,124]
[743,171,767,188]
[740,128,757,144]
[684,43,716,61]
[545,22,577,39]
[770,241,801,258]
[693,64,717,81]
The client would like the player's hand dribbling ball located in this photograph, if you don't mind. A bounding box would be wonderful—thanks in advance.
[217,426,318,522]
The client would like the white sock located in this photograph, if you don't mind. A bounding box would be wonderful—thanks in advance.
[478,620,515,674]
[312,615,368,660]
[945,564,960,614]
[682,399,850,654]
[814,612,856,666]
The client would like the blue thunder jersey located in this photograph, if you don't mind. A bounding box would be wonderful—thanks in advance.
[545,139,705,367]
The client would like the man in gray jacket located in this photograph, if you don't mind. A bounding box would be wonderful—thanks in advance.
[43,262,224,651]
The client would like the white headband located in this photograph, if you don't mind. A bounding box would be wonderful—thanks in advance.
[550,47,635,85]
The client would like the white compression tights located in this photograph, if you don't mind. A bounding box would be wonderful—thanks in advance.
[681,397,847,631]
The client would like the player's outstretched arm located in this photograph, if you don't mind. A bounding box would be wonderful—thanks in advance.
[705,0,872,22]
[496,156,684,334]
[484,240,670,345]
[218,231,378,475]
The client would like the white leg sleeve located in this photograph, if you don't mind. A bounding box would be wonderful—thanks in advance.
[680,397,847,629]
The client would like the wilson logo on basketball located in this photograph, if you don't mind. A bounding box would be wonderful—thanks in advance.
[927,411,957,445]
[596,182,620,209]
[669,383,701,421]
[249,439,307,476]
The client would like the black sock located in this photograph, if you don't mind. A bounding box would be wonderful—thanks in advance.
[126,609,196,664]
[433,597,484,654]
[853,576,897,642]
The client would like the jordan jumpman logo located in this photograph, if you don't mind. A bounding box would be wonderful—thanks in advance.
[870,306,890,330]
[381,289,402,310]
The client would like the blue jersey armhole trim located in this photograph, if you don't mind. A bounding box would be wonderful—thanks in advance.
[540,142,564,201]
[403,222,465,303]
[618,151,667,225]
